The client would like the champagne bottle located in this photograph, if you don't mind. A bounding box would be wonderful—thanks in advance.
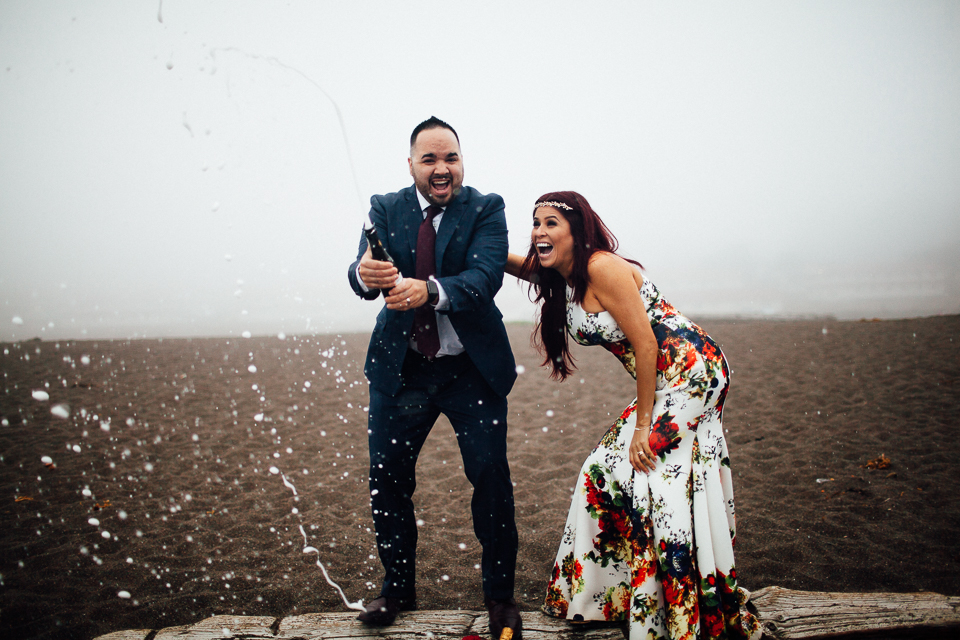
[363,222,402,286]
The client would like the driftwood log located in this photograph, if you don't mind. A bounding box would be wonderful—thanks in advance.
[92,610,624,640]
[92,588,960,640]
[750,586,960,639]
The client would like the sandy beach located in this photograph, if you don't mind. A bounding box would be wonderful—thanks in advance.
[2,316,959,639]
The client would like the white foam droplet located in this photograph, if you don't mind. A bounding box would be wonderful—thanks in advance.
[277,332,286,340]
[241,331,252,339]
[546,410,554,417]
[51,404,71,419]
[118,590,132,599]
[32,390,50,401]
[254,413,264,422]
[88,518,100,526]
[72,445,82,453]
[80,355,91,365]
[247,365,257,373]
[515,364,526,375]
[269,466,280,475]
[102,531,111,539]
[12,316,24,325]
[82,488,92,497]
[41,456,53,464]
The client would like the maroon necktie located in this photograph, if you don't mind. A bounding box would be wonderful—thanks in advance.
[413,205,442,358]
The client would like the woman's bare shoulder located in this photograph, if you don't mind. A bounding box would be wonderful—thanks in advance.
[587,251,638,277]
[587,250,623,270]
[587,252,645,293]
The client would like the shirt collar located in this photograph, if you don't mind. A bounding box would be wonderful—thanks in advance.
[415,188,445,217]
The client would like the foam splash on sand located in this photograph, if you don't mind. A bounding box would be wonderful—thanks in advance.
[275,470,364,611]
[299,524,364,611]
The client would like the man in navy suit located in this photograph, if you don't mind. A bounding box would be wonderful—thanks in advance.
[347,117,521,639]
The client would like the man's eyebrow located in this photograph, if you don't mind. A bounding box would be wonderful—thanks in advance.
[418,151,459,160]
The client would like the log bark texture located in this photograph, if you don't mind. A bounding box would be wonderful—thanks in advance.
[93,611,625,640]
[751,586,960,639]
[92,587,960,640]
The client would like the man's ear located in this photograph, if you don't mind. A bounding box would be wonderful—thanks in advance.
[408,157,414,176]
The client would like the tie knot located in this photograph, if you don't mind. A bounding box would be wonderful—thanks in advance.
[424,205,442,220]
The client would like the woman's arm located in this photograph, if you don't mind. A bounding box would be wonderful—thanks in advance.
[505,252,531,281]
[587,253,658,474]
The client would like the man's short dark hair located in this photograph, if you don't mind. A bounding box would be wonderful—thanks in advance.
[410,116,459,150]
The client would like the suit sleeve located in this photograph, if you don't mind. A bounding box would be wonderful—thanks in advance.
[435,194,508,314]
[346,197,386,301]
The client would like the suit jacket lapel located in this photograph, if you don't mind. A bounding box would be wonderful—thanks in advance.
[435,192,465,275]
[401,187,422,275]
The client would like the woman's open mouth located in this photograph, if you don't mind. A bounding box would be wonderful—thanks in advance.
[536,242,554,258]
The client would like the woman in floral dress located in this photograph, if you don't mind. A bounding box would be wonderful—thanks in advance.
[505,191,760,640]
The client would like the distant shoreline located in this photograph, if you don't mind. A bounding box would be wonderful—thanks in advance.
[6,312,960,346]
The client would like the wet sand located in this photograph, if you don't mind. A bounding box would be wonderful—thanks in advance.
[2,316,959,639]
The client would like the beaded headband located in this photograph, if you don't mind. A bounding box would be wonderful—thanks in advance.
[534,200,572,211]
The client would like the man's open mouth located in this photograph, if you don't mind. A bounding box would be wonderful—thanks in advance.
[431,177,451,193]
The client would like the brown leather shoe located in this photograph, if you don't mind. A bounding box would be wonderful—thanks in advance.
[356,595,416,626]
[485,596,522,640]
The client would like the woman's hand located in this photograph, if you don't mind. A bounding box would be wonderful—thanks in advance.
[629,425,656,473]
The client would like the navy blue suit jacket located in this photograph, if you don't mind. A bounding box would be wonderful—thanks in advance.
[348,185,517,398]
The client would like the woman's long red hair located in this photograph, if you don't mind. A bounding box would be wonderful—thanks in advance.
[517,191,641,380]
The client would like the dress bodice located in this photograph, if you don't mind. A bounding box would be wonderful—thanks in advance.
[566,276,726,390]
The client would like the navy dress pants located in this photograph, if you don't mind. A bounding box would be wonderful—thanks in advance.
[367,349,518,601]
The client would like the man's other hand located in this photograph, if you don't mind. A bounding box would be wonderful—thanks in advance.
[385,279,429,311]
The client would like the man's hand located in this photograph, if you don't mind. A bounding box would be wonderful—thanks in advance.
[385,278,430,311]
[358,245,400,289]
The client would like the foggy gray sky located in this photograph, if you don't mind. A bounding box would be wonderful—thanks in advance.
[2,1,958,342]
